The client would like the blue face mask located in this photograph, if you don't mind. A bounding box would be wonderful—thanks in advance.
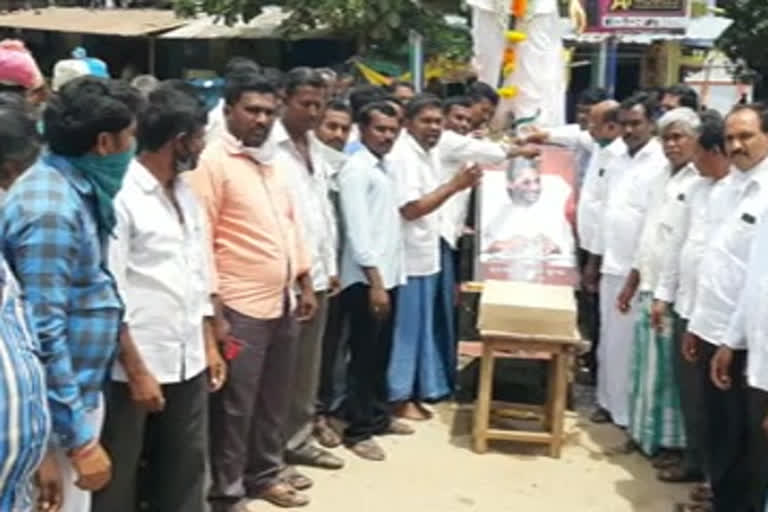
[66,143,135,235]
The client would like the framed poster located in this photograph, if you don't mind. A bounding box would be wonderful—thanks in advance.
[584,0,690,33]
[475,145,579,286]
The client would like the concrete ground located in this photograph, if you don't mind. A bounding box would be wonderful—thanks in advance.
[244,402,691,512]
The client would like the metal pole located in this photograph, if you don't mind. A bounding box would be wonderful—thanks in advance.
[148,37,156,76]
[595,39,608,89]
[606,37,618,98]
[409,30,424,92]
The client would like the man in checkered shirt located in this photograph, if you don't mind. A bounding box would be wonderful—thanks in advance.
[1,76,141,512]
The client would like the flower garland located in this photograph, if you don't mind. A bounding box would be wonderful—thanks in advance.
[498,0,529,98]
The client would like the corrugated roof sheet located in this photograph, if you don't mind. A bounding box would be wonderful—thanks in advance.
[160,6,327,39]
[0,7,185,36]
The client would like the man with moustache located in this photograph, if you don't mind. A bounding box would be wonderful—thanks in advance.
[591,92,667,427]
[312,100,354,449]
[273,68,345,483]
[436,96,537,396]
[615,108,701,459]
[93,85,226,512]
[654,112,734,509]
[188,71,317,510]
[523,100,625,383]
[389,94,481,421]
[685,104,768,512]
[336,102,409,461]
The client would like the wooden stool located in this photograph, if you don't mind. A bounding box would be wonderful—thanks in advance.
[471,330,580,458]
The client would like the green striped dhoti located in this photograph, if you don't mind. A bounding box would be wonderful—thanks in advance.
[628,292,687,456]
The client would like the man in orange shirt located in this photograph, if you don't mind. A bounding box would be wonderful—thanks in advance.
[188,71,317,510]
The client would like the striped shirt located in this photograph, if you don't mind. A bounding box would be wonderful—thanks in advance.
[0,258,50,510]
[0,153,123,451]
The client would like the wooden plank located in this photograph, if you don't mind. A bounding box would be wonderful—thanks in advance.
[485,429,553,444]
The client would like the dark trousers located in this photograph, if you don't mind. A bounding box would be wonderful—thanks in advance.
[673,317,704,476]
[285,291,329,454]
[577,249,600,378]
[748,387,768,512]
[317,293,348,416]
[209,305,300,511]
[92,373,208,512]
[341,283,398,444]
[699,342,750,512]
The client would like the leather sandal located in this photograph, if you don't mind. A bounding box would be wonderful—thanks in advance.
[256,482,310,508]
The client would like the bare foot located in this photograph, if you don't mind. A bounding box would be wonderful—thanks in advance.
[394,401,430,421]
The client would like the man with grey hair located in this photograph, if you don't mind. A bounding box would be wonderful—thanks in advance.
[616,107,701,459]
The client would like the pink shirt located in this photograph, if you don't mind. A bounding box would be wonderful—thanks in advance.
[187,135,311,320]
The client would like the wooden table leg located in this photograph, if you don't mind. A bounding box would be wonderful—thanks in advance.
[472,340,495,453]
[548,351,568,458]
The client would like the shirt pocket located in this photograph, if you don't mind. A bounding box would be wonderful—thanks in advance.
[728,211,759,264]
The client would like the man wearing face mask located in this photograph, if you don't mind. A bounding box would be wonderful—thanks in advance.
[92,84,226,512]
[684,104,768,512]
[273,68,345,484]
[188,71,316,510]
[0,76,141,512]
[311,100,354,449]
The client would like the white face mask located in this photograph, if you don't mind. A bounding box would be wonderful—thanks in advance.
[223,129,276,165]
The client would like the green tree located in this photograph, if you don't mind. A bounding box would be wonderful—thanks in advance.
[174,0,464,55]
[717,0,768,91]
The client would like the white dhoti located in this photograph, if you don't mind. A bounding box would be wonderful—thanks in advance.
[499,5,566,128]
[470,5,507,87]
[597,274,637,427]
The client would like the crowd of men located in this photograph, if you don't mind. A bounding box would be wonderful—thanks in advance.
[525,84,768,512]
[1,37,768,512]
[0,42,534,512]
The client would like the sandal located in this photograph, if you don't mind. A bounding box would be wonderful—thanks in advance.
[674,502,713,512]
[349,439,386,461]
[658,465,704,483]
[590,408,612,424]
[652,451,682,469]
[689,483,713,503]
[384,419,415,436]
[256,482,310,508]
[286,445,344,470]
[314,417,342,449]
[279,467,314,491]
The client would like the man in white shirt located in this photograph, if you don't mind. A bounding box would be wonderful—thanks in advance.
[274,69,345,479]
[652,112,733,497]
[93,85,226,512]
[390,94,481,421]
[337,101,412,461]
[590,92,667,427]
[690,104,768,512]
[614,108,700,459]
[436,96,536,394]
[312,100,353,449]
[718,188,768,512]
